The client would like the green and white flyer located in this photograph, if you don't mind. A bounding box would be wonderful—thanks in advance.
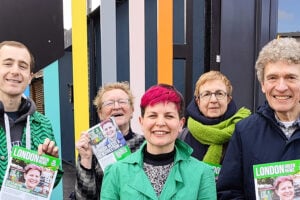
[0,146,60,200]
[205,162,221,182]
[253,159,300,200]
[88,117,131,171]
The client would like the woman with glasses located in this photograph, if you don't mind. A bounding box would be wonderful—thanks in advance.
[179,71,251,173]
[101,84,216,199]
[75,82,145,200]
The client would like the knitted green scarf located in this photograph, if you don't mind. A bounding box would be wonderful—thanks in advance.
[187,107,251,164]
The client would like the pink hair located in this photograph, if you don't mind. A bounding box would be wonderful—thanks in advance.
[140,84,184,117]
[273,176,294,190]
[24,164,42,174]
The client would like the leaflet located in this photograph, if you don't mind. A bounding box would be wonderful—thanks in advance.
[253,159,300,200]
[88,117,131,170]
[0,146,60,200]
[205,162,221,182]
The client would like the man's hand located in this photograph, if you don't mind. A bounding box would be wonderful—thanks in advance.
[38,138,59,157]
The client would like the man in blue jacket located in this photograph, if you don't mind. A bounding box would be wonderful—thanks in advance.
[217,38,300,199]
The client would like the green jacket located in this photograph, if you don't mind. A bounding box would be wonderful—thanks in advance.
[101,139,216,200]
[0,111,63,188]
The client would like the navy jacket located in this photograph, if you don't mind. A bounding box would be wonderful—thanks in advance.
[217,102,300,200]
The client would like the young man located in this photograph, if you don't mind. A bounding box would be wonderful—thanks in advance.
[217,38,300,199]
[0,41,63,189]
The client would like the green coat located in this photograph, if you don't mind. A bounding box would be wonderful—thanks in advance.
[101,139,216,200]
[0,111,63,189]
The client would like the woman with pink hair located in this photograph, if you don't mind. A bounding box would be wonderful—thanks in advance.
[101,84,216,199]
[23,164,42,192]
[274,176,295,200]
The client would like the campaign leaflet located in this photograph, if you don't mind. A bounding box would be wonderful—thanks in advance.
[253,160,300,200]
[0,146,60,200]
[88,117,131,170]
[205,163,221,182]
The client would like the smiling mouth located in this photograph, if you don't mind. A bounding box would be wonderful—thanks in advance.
[7,79,21,83]
[112,113,123,117]
[152,131,168,135]
[273,95,291,100]
[209,107,219,110]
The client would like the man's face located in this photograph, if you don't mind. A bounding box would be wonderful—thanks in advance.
[0,45,32,98]
[102,122,116,139]
[261,61,300,120]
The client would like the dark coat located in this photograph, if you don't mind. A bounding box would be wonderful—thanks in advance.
[217,102,300,200]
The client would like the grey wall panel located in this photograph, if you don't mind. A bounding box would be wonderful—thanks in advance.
[220,0,256,110]
[219,0,277,111]
[116,2,130,81]
[145,0,157,89]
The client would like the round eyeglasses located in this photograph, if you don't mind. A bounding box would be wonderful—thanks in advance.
[198,90,228,100]
[101,99,130,108]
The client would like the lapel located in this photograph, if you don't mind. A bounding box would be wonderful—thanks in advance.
[127,168,157,200]
[159,164,184,199]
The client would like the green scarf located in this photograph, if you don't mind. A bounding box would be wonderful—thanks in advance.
[187,107,251,164]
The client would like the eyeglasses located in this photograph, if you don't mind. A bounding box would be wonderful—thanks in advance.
[102,99,130,108]
[198,90,228,100]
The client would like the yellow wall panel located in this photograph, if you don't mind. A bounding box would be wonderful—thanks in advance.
[71,1,89,155]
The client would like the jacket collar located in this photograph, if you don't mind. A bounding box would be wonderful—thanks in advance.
[123,139,190,199]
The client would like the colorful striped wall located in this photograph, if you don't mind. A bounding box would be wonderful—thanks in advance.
[72,0,193,139]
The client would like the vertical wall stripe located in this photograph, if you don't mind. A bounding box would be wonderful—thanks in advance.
[100,0,117,84]
[144,0,158,87]
[72,1,89,152]
[43,61,63,199]
[24,87,30,97]
[157,0,173,84]
[129,0,145,134]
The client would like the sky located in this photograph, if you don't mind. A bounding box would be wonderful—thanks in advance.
[63,0,299,32]
[63,0,100,30]
[63,0,71,29]
[278,0,300,32]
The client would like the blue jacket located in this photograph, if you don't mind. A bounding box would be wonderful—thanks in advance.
[217,102,300,199]
[101,139,216,200]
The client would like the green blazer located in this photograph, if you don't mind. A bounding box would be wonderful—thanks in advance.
[101,139,216,200]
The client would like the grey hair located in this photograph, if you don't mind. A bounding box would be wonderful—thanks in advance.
[255,38,300,83]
